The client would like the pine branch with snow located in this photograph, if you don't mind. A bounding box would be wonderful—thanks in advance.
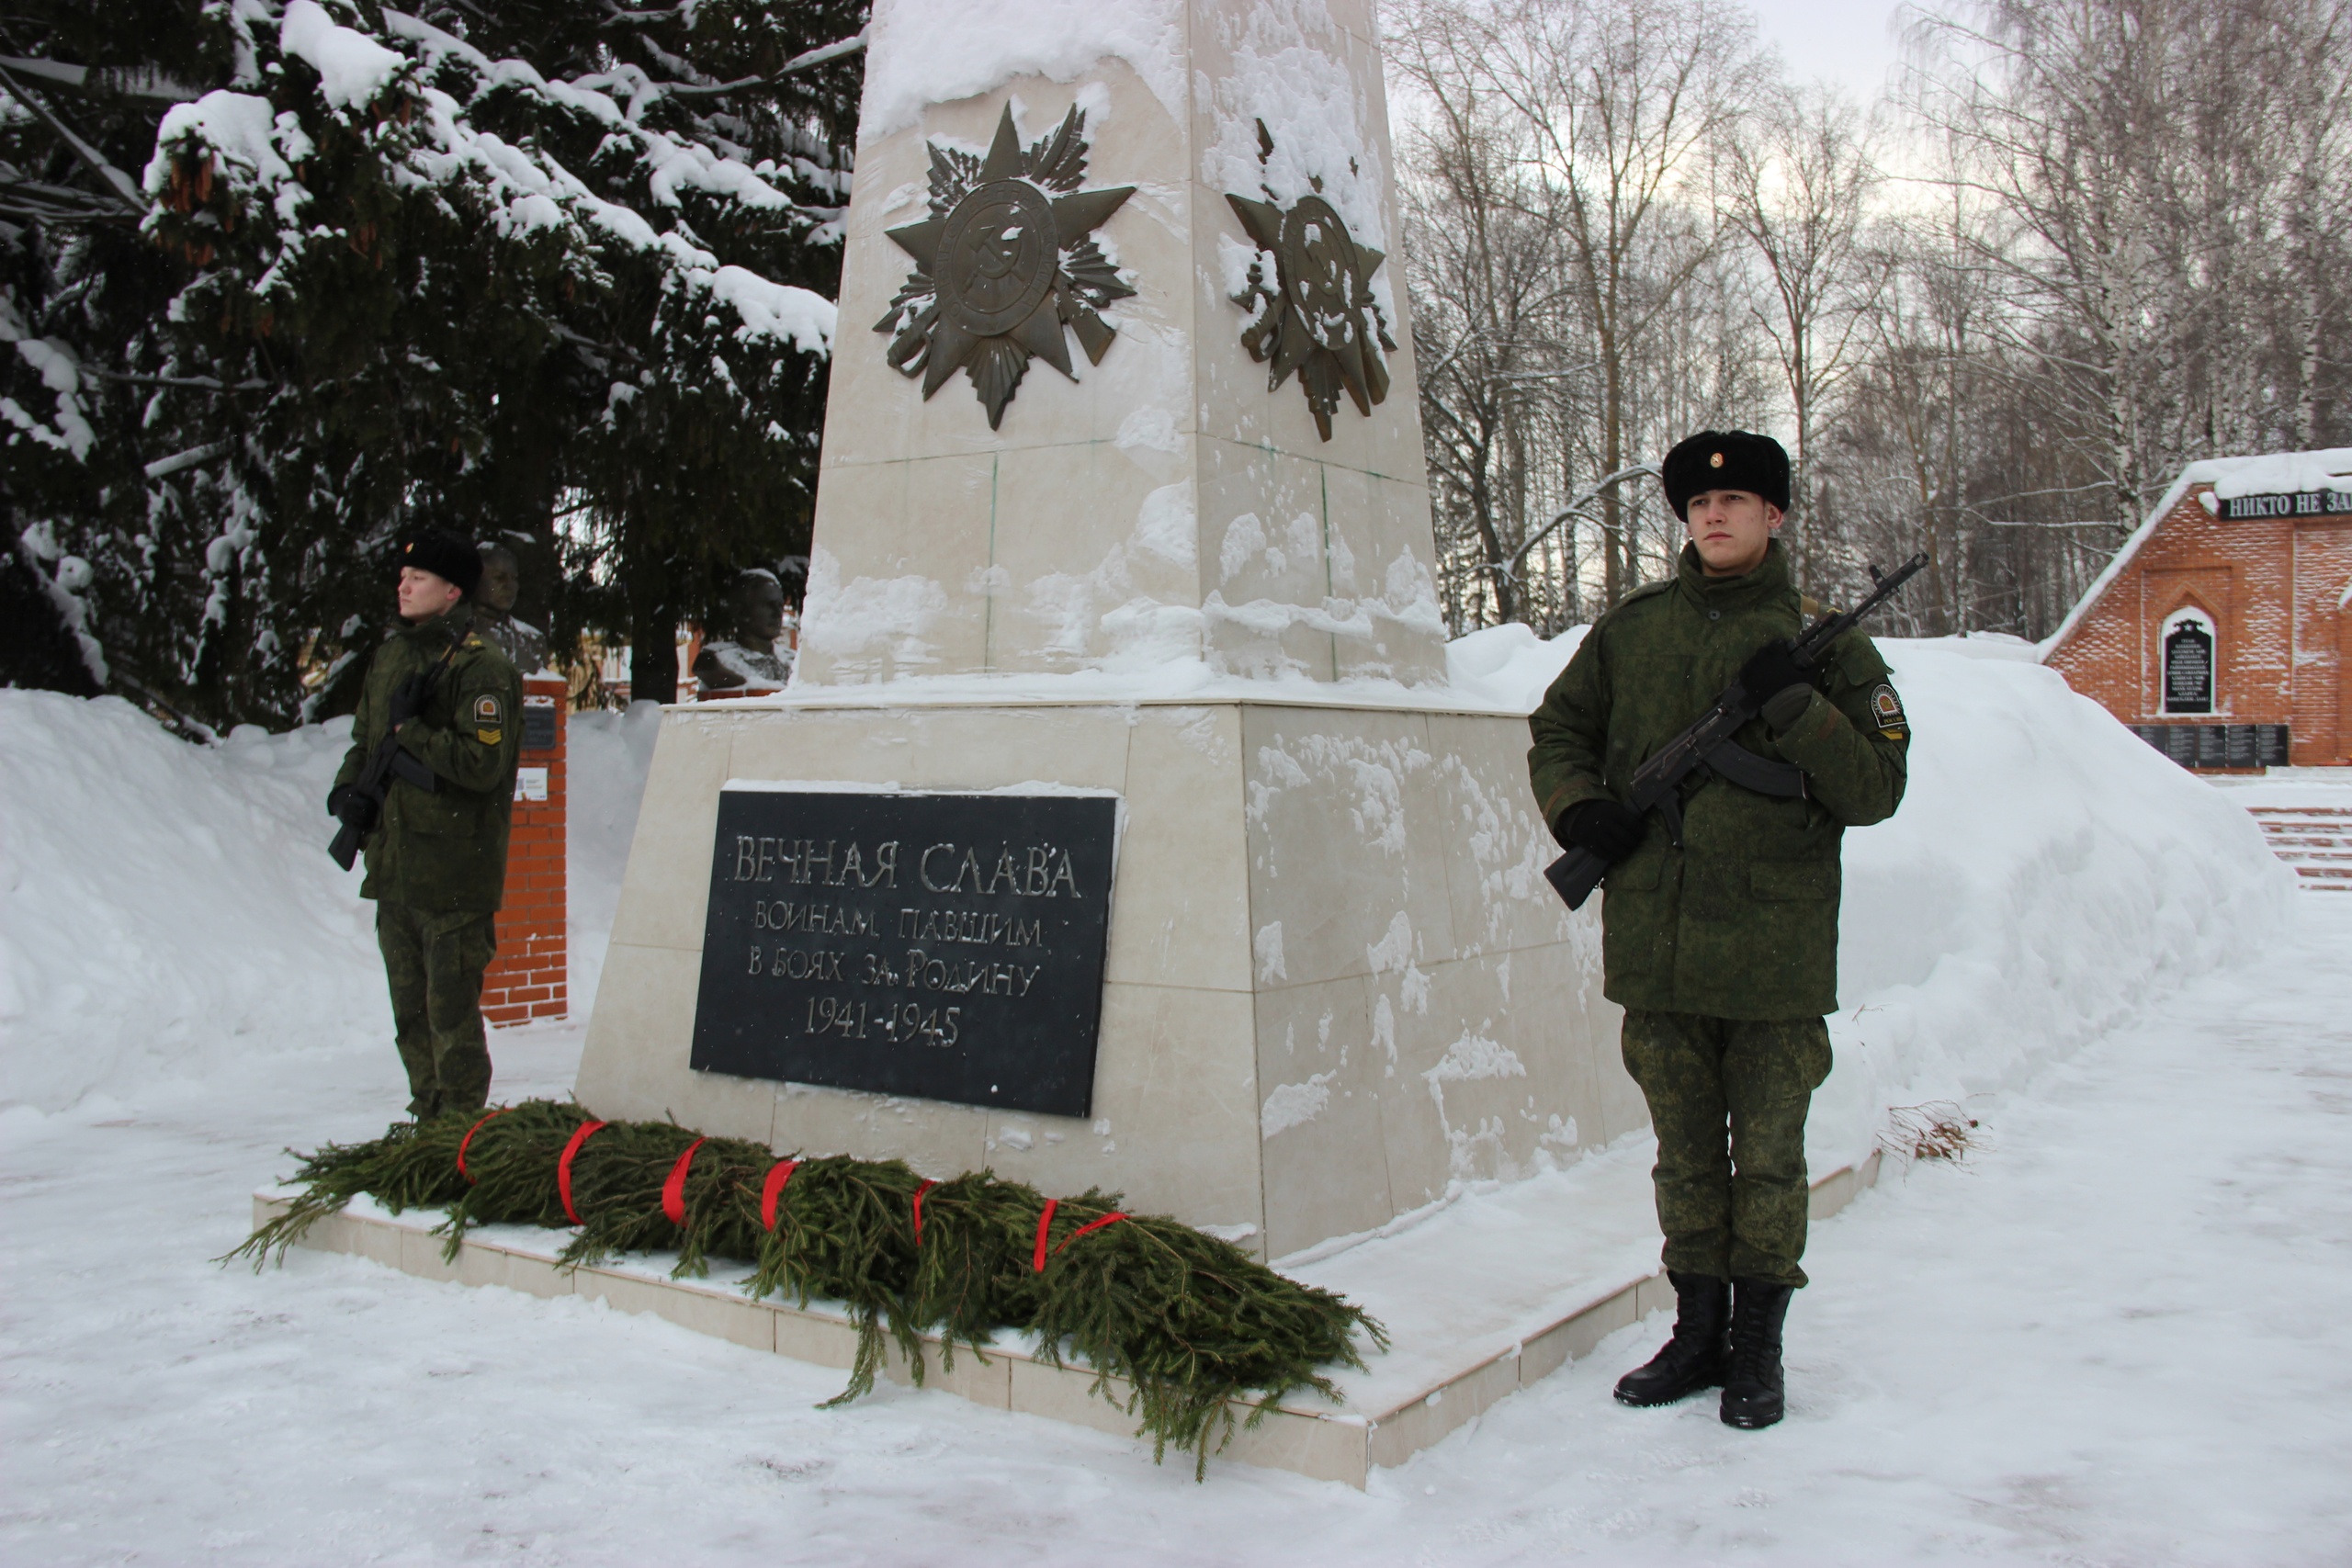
[2,0,865,727]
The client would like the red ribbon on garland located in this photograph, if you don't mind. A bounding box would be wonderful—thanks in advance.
[557,1120,607,1224]
[910,1178,938,1245]
[1032,1201,1128,1272]
[1060,1212,1129,1253]
[1031,1198,1059,1272]
[660,1137,707,1226]
[456,1107,509,1183]
[760,1158,800,1231]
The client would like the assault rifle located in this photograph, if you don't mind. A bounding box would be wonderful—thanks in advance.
[327,643,458,870]
[1543,551,1930,911]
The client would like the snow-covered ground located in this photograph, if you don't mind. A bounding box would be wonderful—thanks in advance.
[4,669,2348,1562]
[4,894,2346,1563]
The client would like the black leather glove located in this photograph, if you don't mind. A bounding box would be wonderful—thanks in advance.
[1736,638,1813,714]
[386,672,429,728]
[328,783,379,834]
[1555,797,1645,861]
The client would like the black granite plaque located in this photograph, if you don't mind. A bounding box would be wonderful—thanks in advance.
[522,696,560,751]
[688,788,1118,1118]
[2257,724,2291,767]
[2164,620,2213,714]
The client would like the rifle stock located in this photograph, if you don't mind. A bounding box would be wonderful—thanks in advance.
[328,815,367,872]
[1544,844,1611,911]
[1540,553,1928,911]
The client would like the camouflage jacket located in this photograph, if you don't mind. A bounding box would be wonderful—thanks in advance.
[334,605,524,912]
[1527,542,1909,1019]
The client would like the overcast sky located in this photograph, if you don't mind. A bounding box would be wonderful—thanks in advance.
[1746,0,1916,105]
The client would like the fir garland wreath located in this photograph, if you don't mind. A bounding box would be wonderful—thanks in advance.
[234,1101,1383,1474]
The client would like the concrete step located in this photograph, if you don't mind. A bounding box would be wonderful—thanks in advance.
[2245,807,2352,886]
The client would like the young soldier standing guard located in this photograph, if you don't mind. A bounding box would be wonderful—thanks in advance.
[1528,432,1910,1428]
[329,531,525,1119]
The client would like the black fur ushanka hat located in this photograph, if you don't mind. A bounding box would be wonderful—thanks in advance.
[1660,430,1792,519]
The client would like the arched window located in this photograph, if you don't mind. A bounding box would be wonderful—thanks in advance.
[2161,607,2216,715]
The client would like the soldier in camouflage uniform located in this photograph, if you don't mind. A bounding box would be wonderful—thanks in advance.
[1527,432,1910,1428]
[330,531,525,1120]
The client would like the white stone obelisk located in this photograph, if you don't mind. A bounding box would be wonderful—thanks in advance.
[576,0,1634,1260]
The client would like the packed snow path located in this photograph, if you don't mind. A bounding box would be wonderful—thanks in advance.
[6,901,2348,1563]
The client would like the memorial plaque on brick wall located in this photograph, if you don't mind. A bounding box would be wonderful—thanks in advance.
[522,694,560,751]
[689,788,1118,1117]
[2164,620,2213,714]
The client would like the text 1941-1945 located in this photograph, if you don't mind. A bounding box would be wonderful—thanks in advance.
[688,788,1118,1118]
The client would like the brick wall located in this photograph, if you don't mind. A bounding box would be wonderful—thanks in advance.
[2044,482,2351,765]
[482,672,567,1026]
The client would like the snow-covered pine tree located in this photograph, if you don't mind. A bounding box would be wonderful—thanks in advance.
[2,0,863,727]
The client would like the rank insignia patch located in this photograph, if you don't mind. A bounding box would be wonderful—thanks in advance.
[1869,683,1908,739]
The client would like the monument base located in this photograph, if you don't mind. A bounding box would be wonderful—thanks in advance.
[577,686,1633,1261]
[254,1146,1882,1485]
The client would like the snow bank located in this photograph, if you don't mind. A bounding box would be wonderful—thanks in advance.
[0,693,381,1113]
[1446,622,2300,1168]
[0,693,668,1116]
[1817,637,2297,1165]
[1,628,2296,1154]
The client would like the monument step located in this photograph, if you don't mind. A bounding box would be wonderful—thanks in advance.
[254,1145,1881,1487]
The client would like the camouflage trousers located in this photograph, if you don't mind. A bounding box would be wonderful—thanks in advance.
[1621,1010,1833,1288]
[376,901,498,1120]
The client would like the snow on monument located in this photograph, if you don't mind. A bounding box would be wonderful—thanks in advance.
[574,0,1628,1259]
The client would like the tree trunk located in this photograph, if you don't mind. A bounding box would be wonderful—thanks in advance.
[628,552,677,705]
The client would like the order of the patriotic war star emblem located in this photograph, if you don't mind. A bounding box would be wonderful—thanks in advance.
[1224,122,1396,441]
[874,105,1136,430]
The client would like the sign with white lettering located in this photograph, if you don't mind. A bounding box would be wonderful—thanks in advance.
[2213,489,2352,521]
[2164,618,2214,714]
[688,787,1118,1117]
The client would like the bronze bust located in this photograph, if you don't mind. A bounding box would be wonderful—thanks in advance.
[470,544,549,671]
[695,569,793,695]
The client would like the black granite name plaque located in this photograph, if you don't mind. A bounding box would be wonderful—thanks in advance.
[2165,618,2214,714]
[688,788,1118,1118]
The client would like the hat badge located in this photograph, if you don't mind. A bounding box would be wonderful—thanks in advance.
[1709,451,1724,468]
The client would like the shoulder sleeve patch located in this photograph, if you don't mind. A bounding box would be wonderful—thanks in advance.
[472,692,504,745]
[1868,682,1908,739]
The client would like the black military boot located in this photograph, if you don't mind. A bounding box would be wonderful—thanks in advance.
[1612,1271,1731,1406]
[1719,1278,1794,1429]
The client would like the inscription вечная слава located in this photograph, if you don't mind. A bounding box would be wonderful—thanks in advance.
[691,791,1117,1118]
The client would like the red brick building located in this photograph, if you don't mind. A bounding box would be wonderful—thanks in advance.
[2042,449,2352,770]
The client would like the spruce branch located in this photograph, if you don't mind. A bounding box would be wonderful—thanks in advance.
[233,1100,1384,1475]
